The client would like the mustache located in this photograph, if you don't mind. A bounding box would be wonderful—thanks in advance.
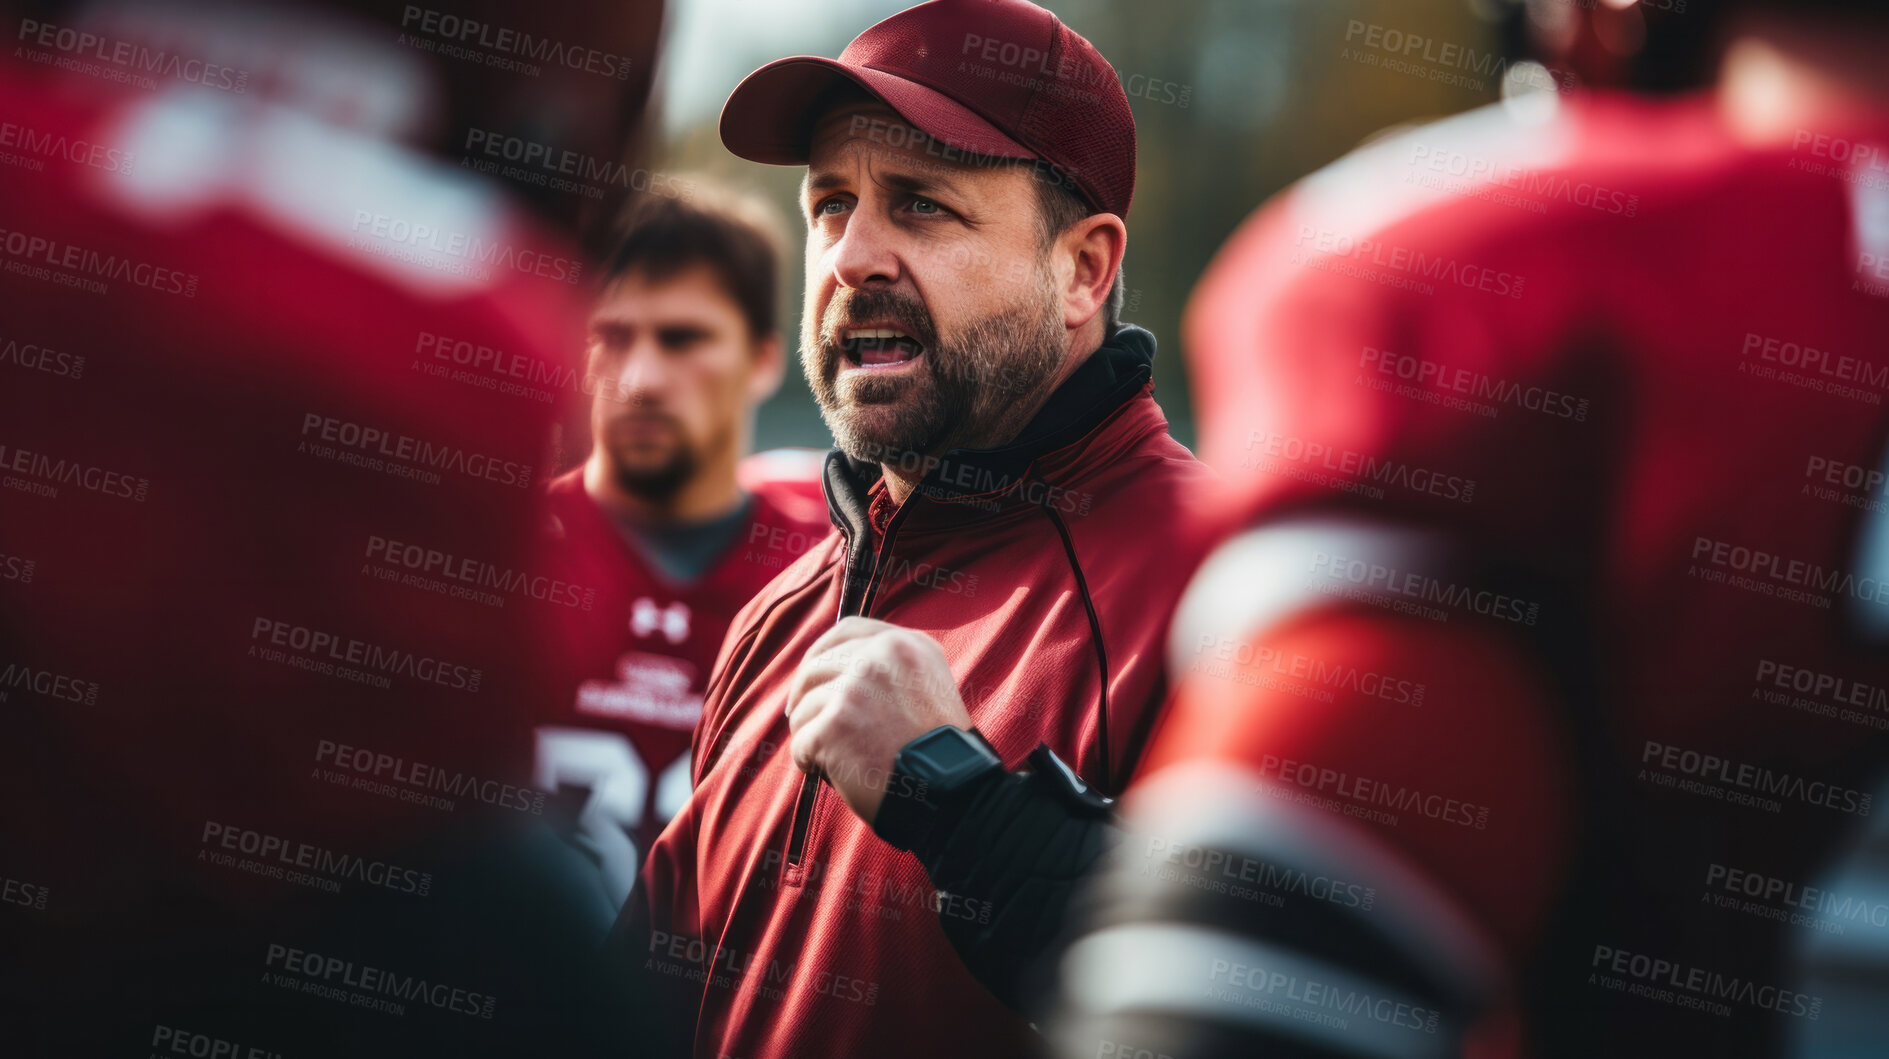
[819,289,940,353]
[602,409,682,431]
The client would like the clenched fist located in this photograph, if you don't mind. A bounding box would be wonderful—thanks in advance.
[785,616,973,822]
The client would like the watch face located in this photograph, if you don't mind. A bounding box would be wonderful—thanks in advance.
[910,726,999,790]
[923,730,984,775]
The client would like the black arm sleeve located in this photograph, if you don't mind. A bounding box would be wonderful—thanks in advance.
[889,743,1125,1015]
[1041,766,1496,1059]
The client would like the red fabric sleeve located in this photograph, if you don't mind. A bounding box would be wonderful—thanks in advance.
[1146,607,1575,975]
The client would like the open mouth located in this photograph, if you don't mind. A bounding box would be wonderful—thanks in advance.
[841,327,925,368]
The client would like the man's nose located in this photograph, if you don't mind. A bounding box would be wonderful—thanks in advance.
[613,339,672,401]
[828,206,902,290]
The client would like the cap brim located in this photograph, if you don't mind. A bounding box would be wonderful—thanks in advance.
[720,56,1035,166]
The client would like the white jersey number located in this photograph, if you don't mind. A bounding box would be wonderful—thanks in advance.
[532,727,692,907]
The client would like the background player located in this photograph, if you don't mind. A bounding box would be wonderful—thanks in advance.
[535,184,829,918]
[1048,0,1889,1056]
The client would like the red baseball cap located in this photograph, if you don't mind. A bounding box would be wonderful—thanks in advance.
[719,0,1136,218]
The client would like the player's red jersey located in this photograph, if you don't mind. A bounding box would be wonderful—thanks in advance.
[0,54,589,842]
[0,44,596,1054]
[534,458,828,901]
[1081,91,1889,1058]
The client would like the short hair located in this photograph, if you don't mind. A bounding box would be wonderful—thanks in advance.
[600,180,786,340]
[1029,172,1125,334]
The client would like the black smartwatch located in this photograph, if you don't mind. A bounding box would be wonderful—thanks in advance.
[873,725,1005,853]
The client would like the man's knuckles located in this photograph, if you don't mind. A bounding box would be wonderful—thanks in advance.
[884,633,928,669]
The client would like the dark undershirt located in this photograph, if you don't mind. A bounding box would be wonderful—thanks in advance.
[614,493,755,583]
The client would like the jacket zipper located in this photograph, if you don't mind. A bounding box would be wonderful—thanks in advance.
[785,498,916,866]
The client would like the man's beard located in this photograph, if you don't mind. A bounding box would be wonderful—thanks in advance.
[601,417,700,503]
[611,449,696,502]
[801,266,1066,469]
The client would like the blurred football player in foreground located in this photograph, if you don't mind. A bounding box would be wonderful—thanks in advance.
[1050,0,1889,1056]
[0,0,661,1054]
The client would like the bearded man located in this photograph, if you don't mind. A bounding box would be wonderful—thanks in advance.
[608,2,1210,1056]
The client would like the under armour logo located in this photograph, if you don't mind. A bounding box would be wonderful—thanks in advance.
[631,598,691,644]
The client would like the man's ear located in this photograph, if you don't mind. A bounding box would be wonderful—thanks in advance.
[1058,213,1127,332]
[749,332,787,404]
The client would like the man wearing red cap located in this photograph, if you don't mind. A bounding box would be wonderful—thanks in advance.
[606,1,1209,1056]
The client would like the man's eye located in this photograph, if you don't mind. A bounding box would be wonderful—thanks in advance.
[816,199,849,217]
[910,198,941,215]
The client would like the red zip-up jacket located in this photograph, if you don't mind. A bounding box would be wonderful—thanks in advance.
[613,326,1212,1058]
